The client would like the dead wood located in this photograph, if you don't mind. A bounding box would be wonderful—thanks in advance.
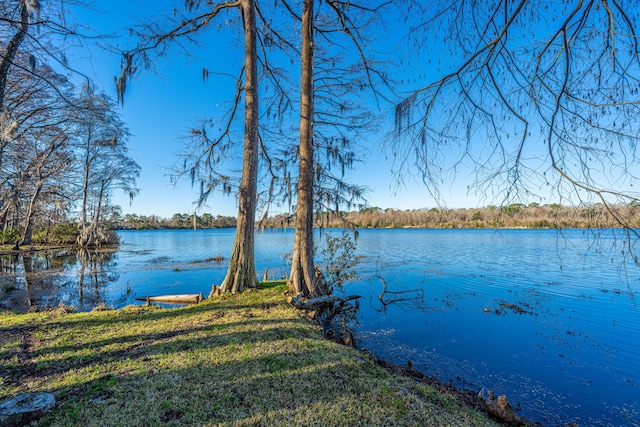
[286,293,361,309]
[478,389,524,426]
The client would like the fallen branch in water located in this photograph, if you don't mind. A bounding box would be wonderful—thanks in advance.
[374,275,425,312]
[286,293,361,347]
[286,293,361,310]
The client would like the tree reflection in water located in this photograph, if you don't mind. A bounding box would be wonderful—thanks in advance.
[0,249,122,312]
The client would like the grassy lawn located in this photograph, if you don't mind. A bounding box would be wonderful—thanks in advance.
[1,281,500,426]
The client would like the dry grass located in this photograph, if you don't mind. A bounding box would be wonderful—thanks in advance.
[0,281,500,426]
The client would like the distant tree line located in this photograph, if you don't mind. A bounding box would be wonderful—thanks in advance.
[261,203,640,230]
[117,203,640,231]
[112,213,236,230]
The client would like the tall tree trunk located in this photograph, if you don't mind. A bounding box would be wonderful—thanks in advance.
[0,0,29,170]
[0,200,14,231]
[289,0,320,297]
[21,179,43,245]
[80,182,105,248]
[81,129,92,226]
[211,0,259,296]
[0,0,28,110]
[78,131,92,247]
[95,183,104,225]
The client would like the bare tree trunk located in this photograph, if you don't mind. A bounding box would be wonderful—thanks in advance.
[95,183,104,224]
[2,210,8,244]
[80,182,105,248]
[77,131,93,247]
[212,0,259,296]
[288,0,320,297]
[21,179,42,245]
[80,130,91,226]
[0,0,28,111]
[0,1,28,171]
[0,200,14,230]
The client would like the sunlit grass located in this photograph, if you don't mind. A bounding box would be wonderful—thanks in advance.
[1,281,500,426]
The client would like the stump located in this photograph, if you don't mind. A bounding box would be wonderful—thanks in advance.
[0,392,56,427]
[478,389,523,426]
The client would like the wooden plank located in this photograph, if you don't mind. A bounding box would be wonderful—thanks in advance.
[135,293,204,304]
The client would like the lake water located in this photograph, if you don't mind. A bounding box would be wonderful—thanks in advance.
[1,228,639,426]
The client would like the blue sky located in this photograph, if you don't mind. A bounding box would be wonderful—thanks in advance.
[66,1,489,219]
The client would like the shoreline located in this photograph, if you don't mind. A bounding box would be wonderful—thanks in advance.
[1,283,515,426]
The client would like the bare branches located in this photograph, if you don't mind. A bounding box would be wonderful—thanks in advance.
[392,0,640,220]
[323,0,394,105]
[173,65,245,208]
[1,0,95,115]
[116,1,240,105]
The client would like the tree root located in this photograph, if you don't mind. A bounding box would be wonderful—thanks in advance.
[478,389,523,426]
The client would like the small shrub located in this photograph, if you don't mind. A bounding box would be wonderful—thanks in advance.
[0,228,21,245]
[32,230,49,243]
[39,223,80,244]
[51,301,75,314]
[101,228,119,245]
[321,229,358,293]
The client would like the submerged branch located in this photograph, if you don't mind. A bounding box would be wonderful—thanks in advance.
[287,293,361,310]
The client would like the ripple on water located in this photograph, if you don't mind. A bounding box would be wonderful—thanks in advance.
[351,228,640,426]
[2,228,639,426]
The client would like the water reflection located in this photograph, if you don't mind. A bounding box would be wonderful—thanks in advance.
[368,275,426,313]
[0,249,121,312]
[1,228,639,426]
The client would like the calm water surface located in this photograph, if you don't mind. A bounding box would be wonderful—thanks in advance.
[1,228,638,426]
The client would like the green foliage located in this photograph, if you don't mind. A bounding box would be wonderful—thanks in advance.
[33,223,79,244]
[360,206,382,214]
[32,230,49,243]
[0,228,21,245]
[53,223,80,243]
[533,219,551,228]
[25,223,118,246]
[117,212,237,229]
[500,204,522,216]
